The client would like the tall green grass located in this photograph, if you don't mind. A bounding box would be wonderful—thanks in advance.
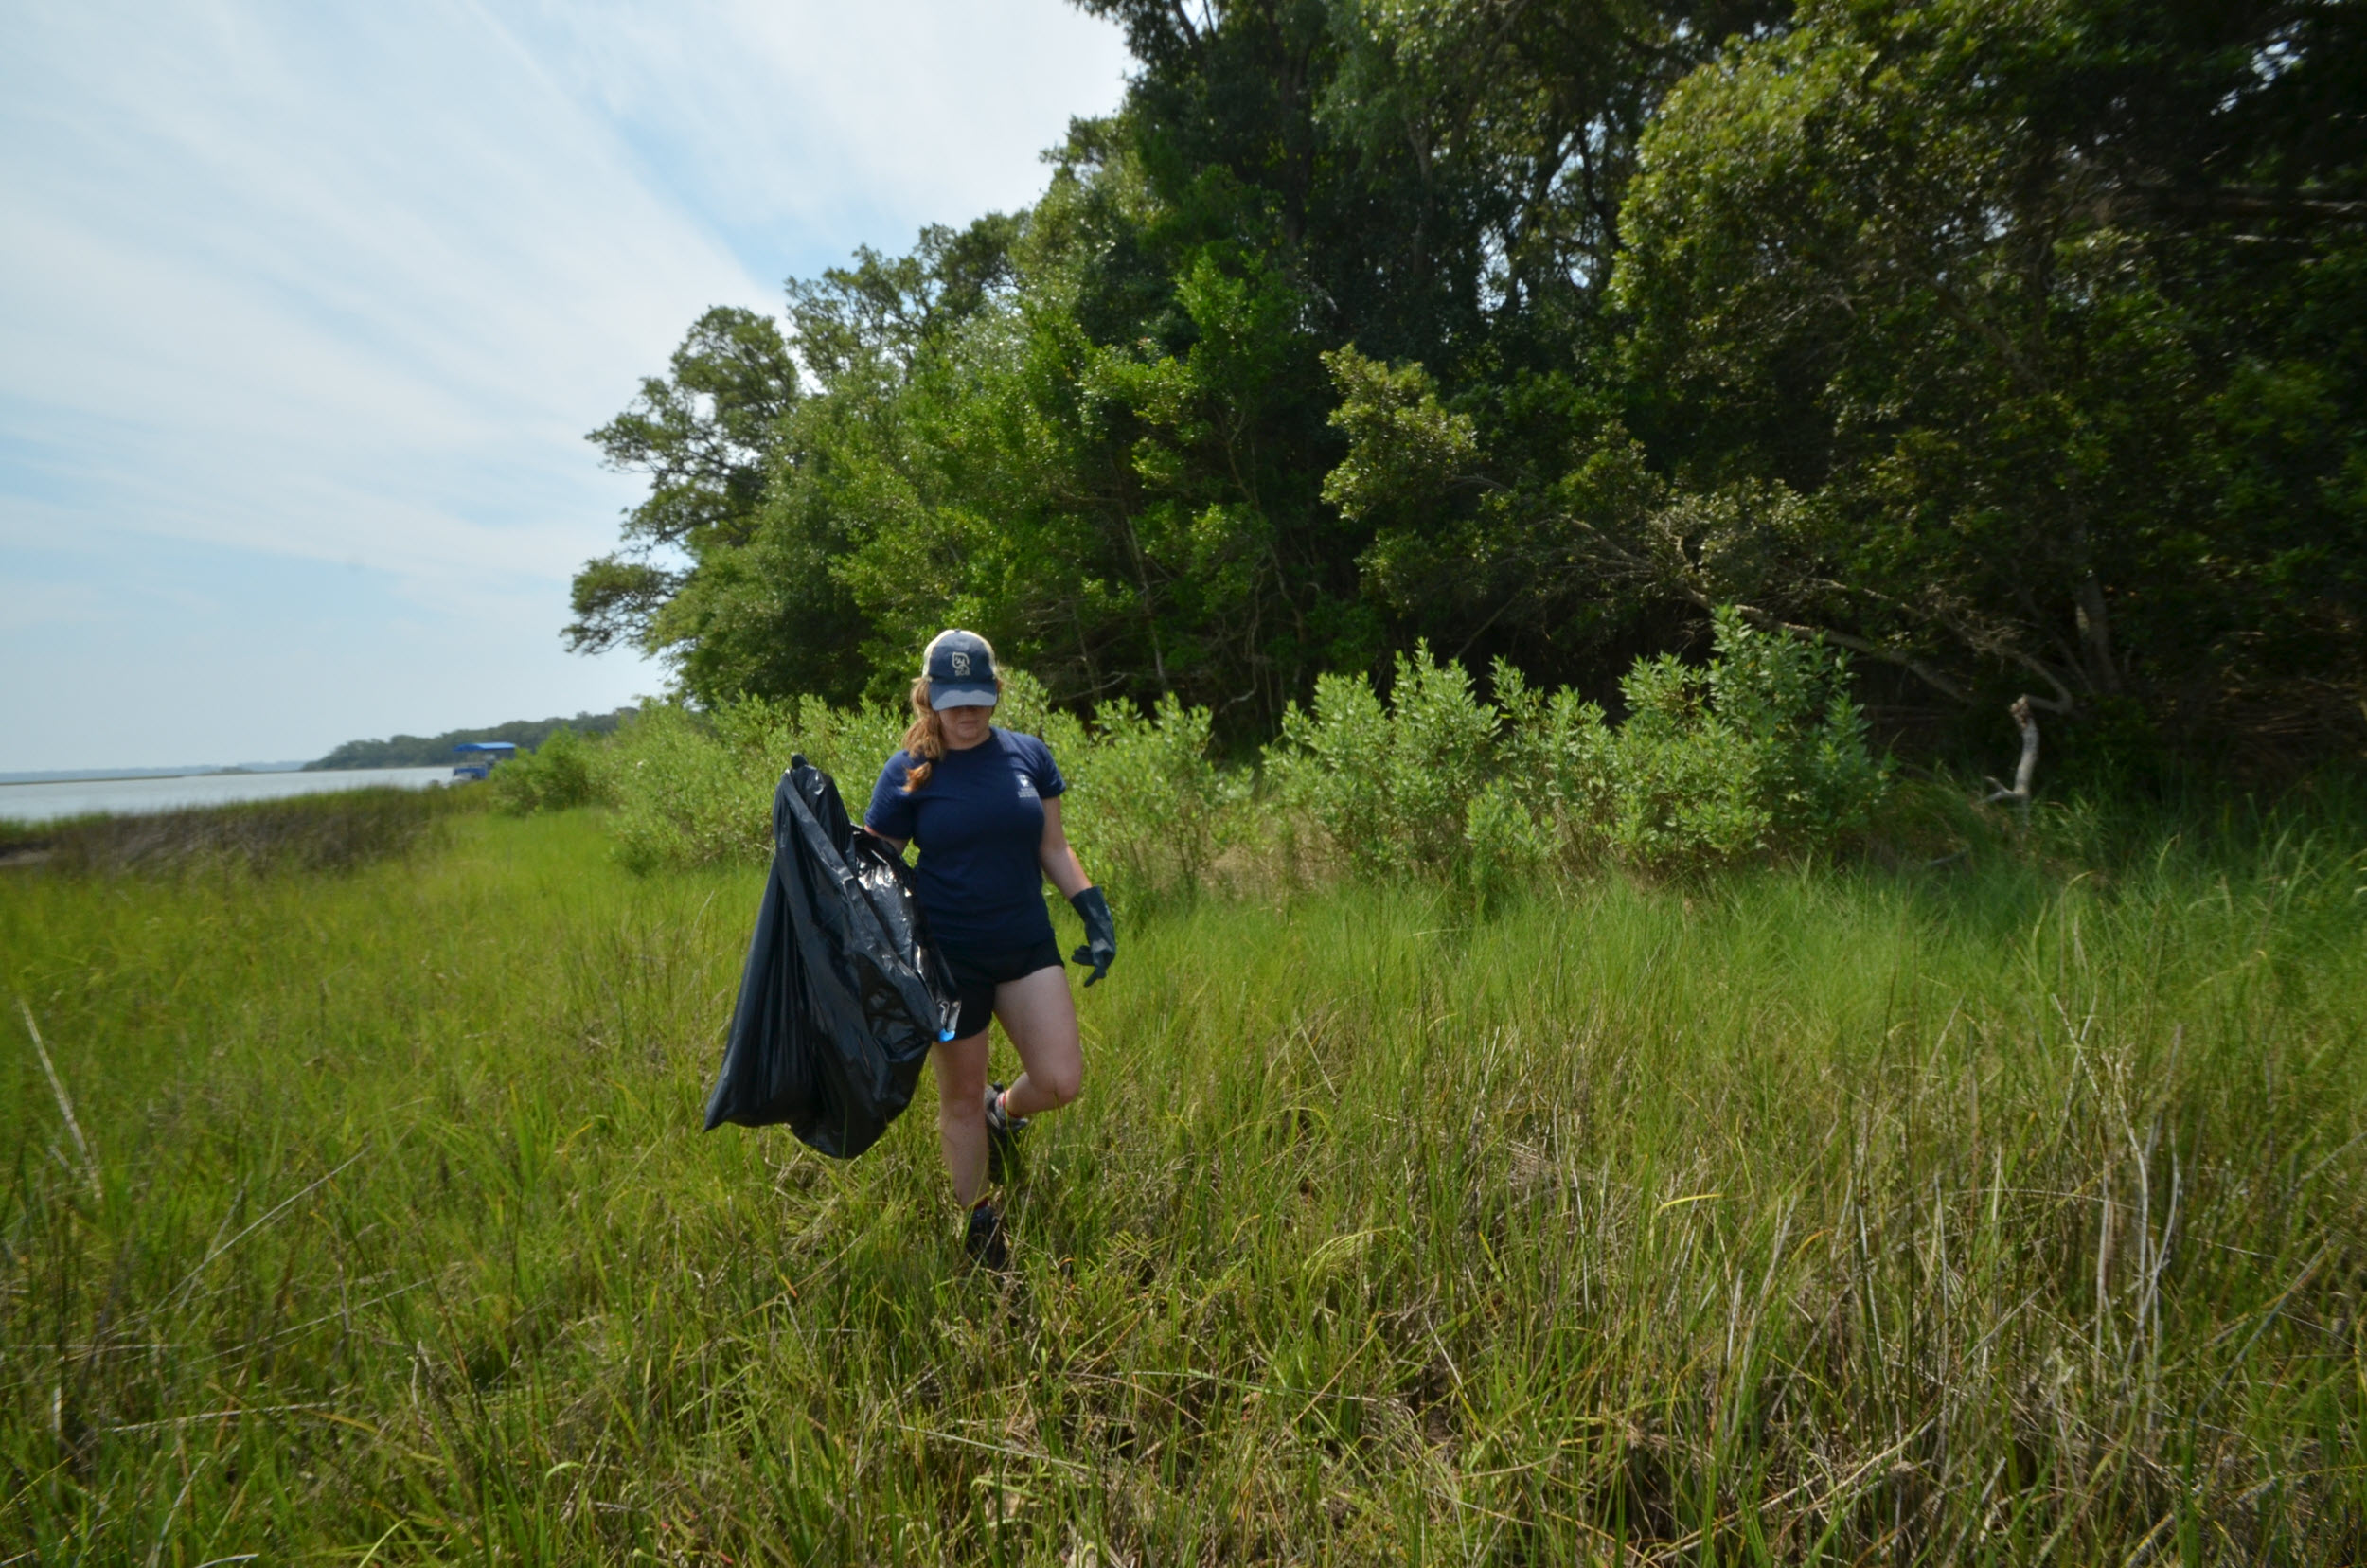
[2,808,2361,1562]
[0,784,474,877]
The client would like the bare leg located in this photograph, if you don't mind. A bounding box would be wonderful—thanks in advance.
[994,965,1083,1119]
[933,1032,990,1207]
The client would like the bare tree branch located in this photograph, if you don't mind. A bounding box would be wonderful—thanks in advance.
[1727,605,1973,704]
[1983,696,2040,820]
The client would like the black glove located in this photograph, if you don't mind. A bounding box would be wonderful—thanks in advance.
[1068,886,1116,986]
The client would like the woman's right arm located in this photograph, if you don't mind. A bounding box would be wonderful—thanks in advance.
[863,753,916,854]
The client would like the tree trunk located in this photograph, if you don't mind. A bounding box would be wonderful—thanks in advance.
[1984,696,2040,826]
[2076,573,2122,696]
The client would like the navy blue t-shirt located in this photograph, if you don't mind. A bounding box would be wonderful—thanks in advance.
[863,728,1066,951]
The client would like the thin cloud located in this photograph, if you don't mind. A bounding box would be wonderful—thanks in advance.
[508,0,1133,272]
[0,0,1130,767]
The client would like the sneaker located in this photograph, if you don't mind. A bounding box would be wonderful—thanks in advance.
[984,1082,1029,1183]
[964,1202,1009,1271]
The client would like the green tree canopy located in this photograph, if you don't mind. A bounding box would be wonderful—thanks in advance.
[572,0,2366,771]
[1609,0,2367,744]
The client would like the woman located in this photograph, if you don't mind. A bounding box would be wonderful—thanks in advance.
[863,630,1117,1269]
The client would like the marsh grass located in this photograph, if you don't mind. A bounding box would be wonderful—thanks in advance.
[1,807,2361,1562]
[0,784,475,879]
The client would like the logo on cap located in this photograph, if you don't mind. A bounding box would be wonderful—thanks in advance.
[951,651,971,676]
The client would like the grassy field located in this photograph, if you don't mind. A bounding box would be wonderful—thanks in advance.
[2,802,2362,1563]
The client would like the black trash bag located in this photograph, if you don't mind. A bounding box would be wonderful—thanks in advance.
[703,754,960,1157]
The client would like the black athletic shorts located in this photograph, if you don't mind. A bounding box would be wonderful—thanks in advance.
[939,936,1063,1041]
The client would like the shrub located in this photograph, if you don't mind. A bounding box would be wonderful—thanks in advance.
[1267,644,1499,881]
[603,702,807,874]
[1463,775,1559,908]
[597,677,1244,910]
[1487,659,1616,863]
[1267,611,1891,880]
[1598,609,1891,869]
[600,609,1890,888]
[489,727,607,815]
[1060,694,1247,907]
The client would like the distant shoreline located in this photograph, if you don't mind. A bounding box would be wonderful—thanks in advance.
[0,764,456,827]
[0,763,311,787]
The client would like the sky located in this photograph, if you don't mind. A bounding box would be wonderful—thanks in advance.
[0,0,1133,770]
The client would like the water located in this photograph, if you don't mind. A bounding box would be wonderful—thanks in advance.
[0,766,464,825]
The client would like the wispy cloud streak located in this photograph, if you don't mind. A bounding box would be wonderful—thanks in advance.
[0,1,1128,768]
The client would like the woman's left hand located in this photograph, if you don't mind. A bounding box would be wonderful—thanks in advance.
[1069,887,1116,985]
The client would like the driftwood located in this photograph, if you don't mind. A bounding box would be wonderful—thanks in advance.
[1983,696,2039,820]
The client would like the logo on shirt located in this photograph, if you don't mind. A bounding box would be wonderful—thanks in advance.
[1016,772,1039,798]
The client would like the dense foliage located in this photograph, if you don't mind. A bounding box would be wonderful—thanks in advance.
[576,0,2366,773]
[570,623,1891,893]
[486,727,608,815]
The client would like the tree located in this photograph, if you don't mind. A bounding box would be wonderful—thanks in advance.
[568,0,2366,770]
[565,307,799,658]
[1326,0,2366,760]
[1609,0,2367,747]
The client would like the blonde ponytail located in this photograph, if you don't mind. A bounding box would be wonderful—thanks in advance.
[899,677,945,793]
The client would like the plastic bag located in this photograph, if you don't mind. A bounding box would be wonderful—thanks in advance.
[703,755,960,1157]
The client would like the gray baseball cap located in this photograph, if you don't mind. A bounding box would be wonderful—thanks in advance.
[925,629,1000,710]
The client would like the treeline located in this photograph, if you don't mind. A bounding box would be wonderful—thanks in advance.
[574,0,2367,777]
[306,710,634,771]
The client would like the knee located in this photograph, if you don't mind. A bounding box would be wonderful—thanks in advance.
[935,1050,987,1114]
[1037,1059,1083,1110]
